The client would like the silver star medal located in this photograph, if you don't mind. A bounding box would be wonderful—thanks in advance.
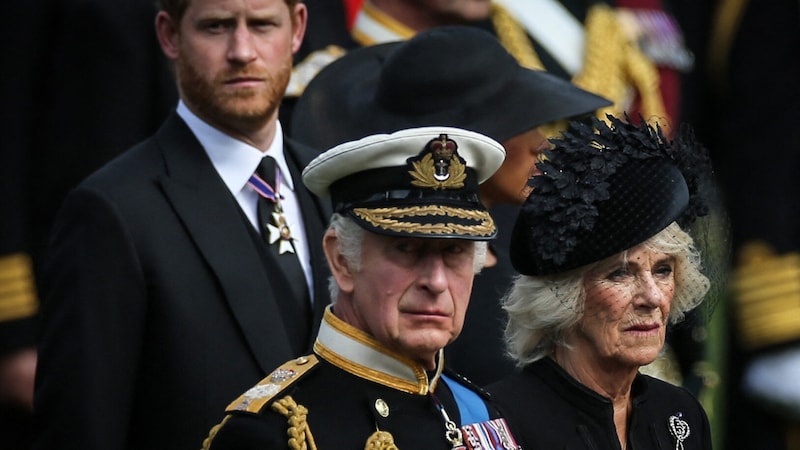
[267,210,295,254]
[668,412,690,450]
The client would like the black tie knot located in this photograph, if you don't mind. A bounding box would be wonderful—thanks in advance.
[257,155,277,187]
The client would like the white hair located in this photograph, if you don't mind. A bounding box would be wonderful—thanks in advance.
[502,222,710,367]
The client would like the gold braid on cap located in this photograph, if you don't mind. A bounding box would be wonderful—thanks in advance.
[272,396,318,450]
[353,205,495,237]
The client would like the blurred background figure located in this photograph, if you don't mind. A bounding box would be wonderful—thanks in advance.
[0,0,177,449]
[311,0,695,130]
[676,0,800,449]
[2,2,176,446]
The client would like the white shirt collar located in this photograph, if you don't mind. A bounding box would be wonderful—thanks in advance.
[176,101,295,193]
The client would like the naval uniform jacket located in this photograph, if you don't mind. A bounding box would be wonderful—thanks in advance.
[487,357,712,449]
[33,112,331,450]
[205,307,521,449]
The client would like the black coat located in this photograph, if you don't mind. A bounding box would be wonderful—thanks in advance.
[33,113,331,450]
[487,358,713,450]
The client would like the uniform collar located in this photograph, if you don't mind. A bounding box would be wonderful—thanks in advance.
[314,306,444,395]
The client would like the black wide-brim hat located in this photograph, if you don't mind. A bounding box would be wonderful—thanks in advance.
[290,26,612,150]
[303,126,506,240]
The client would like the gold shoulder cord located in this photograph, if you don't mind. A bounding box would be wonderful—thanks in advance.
[273,395,402,450]
[490,3,545,70]
[202,415,232,450]
[272,395,319,450]
[491,3,667,133]
[575,4,667,126]
[201,398,318,450]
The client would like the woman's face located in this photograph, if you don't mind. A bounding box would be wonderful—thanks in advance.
[570,244,675,371]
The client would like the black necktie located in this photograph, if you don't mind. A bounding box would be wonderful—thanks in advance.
[255,156,311,343]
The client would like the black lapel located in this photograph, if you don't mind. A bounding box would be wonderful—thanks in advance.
[154,113,294,372]
[284,138,332,343]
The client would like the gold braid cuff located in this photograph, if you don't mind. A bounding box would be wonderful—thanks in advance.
[0,253,39,321]
[732,242,800,350]
[272,395,318,450]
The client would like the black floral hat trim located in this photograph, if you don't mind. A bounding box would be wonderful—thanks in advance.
[521,114,711,269]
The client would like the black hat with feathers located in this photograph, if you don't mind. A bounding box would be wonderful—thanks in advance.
[510,114,712,276]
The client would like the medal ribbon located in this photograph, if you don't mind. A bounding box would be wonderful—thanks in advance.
[430,376,521,450]
[248,169,283,204]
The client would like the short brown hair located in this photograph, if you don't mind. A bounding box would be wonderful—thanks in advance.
[155,0,301,23]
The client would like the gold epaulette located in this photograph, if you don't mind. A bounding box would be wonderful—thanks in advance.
[285,46,347,98]
[0,253,39,322]
[732,242,800,350]
[226,355,319,414]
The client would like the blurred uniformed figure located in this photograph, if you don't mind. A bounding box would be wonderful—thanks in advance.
[203,127,522,450]
[304,0,692,131]
[681,0,800,448]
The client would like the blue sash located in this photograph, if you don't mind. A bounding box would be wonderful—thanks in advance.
[440,373,489,425]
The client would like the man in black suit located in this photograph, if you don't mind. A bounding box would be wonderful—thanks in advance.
[32,0,330,449]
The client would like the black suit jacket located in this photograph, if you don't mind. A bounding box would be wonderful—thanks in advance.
[33,113,331,450]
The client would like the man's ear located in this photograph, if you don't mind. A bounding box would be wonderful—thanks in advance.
[155,11,180,60]
[290,3,308,55]
[323,229,354,295]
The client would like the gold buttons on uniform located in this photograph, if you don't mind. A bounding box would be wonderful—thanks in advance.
[374,399,390,417]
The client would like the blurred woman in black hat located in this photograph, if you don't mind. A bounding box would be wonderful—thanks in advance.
[487,114,722,450]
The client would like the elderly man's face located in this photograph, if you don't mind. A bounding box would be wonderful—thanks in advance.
[334,232,477,369]
[571,244,675,371]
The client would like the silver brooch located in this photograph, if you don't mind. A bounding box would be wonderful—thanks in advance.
[668,412,690,450]
[270,368,297,383]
